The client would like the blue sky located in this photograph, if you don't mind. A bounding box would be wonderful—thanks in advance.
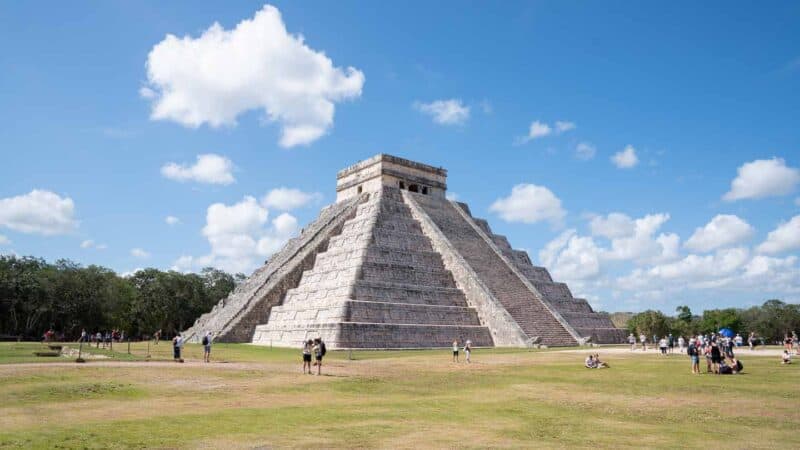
[1,1,799,313]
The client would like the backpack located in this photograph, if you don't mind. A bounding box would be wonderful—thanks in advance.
[202,336,209,346]
[320,341,327,356]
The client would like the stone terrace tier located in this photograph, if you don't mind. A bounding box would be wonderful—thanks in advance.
[252,187,493,349]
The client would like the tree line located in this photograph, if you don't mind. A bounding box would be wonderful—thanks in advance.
[625,301,800,343]
[0,255,244,340]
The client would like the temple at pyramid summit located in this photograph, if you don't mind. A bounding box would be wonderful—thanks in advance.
[184,154,625,348]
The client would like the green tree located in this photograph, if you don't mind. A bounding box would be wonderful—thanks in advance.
[627,310,670,338]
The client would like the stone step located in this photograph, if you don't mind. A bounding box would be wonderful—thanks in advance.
[268,300,482,327]
[253,321,494,349]
[352,280,470,307]
[359,262,457,288]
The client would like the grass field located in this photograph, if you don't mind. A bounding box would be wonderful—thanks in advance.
[1,342,798,449]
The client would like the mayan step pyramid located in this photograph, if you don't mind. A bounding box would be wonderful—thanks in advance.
[184,154,626,348]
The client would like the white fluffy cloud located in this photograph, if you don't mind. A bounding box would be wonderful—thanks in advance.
[131,248,150,259]
[517,119,575,144]
[165,216,181,226]
[0,190,78,236]
[541,207,800,304]
[685,214,754,253]
[539,229,602,281]
[611,145,638,169]
[176,195,300,273]
[617,247,751,292]
[142,4,365,148]
[161,154,235,185]
[490,184,566,226]
[602,213,677,264]
[262,187,321,210]
[555,121,576,133]
[757,215,800,255]
[81,240,107,250]
[574,142,596,161]
[589,213,635,239]
[723,157,800,201]
[414,99,470,125]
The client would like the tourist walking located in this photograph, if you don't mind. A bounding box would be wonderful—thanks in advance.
[628,333,636,351]
[639,333,647,351]
[748,332,755,350]
[668,334,675,354]
[79,328,87,343]
[452,339,459,362]
[153,329,161,345]
[677,336,685,353]
[95,331,102,348]
[464,340,472,363]
[202,332,212,363]
[302,339,313,374]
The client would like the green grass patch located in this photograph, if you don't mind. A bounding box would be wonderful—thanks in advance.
[0,344,798,449]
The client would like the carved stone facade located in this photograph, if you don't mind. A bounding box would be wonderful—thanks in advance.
[184,154,625,348]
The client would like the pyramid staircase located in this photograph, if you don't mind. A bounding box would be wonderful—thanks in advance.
[252,188,494,349]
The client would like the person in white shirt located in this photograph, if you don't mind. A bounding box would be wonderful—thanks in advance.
[452,340,459,362]
[464,340,472,363]
[585,354,596,368]
[678,336,685,353]
[782,350,792,364]
[639,334,647,351]
[659,337,668,355]
[628,334,636,351]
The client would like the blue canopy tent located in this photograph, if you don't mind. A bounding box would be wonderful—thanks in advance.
[719,328,735,338]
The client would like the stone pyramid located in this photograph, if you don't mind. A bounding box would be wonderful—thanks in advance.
[184,154,625,348]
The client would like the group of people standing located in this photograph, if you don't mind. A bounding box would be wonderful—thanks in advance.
[686,334,742,375]
[75,328,124,348]
[170,331,213,363]
[452,339,472,363]
[301,338,326,375]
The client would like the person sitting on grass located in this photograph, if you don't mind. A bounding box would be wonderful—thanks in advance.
[782,350,792,365]
[585,354,596,369]
[593,354,609,368]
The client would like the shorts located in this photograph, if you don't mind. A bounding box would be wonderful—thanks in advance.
[303,354,311,362]
[711,356,722,364]
[453,351,458,356]
[691,355,699,364]
[204,345,211,353]
[315,355,323,362]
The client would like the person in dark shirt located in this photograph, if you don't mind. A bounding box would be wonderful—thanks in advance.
[710,342,722,374]
[687,342,700,374]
